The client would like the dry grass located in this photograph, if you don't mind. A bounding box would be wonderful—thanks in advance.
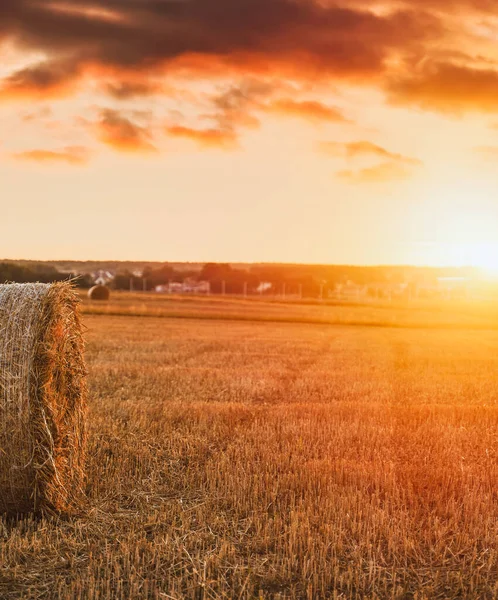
[1,298,498,598]
[81,290,498,329]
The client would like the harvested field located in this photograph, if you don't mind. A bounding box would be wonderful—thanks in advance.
[1,296,498,598]
[80,290,498,329]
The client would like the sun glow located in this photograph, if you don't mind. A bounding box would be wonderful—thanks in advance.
[409,170,498,273]
[465,243,498,276]
[446,242,498,275]
[412,242,498,274]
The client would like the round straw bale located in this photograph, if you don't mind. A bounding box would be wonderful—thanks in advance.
[0,282,87,516]
[88,285,110,301]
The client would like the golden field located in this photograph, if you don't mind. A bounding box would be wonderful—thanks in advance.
[81,291,498,329]
[1,293,498,599]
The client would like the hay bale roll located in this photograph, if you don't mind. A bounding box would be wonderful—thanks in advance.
[0,282,87,515]
[88,285,110,301]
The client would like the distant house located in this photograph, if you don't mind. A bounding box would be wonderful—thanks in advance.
[183,279,210,294]
[155,283,181,294]
[256,282,272,294]
[92,270,114,286]
[155,279,210,294]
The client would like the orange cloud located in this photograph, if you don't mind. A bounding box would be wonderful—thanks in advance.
[265,99,349,123]
[320,140,422,165]
[206,80,274,130]
[387,62,498,114]
[12,146,90,165]
[0,0,441,92]
[43,2,127,24]
[1,0,496,124]
[344,0,496,11]
[166,126,238,149]
[96,109,157,153]
[337,162,413,184]
[21,106,53,123]
[0,61,80,101]
[103,80,164,100]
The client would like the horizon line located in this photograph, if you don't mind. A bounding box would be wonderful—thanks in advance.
[0,257,486,271]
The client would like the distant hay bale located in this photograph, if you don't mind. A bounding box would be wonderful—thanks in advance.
[88,285,110,301]
[0,282,87,516]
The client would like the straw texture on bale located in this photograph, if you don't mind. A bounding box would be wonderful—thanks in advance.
[0,282,87,515]
[88,285,110,301]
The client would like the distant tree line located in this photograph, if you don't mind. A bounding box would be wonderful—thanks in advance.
[2,260,481,295]
[0,262,92,287]
[113,262,480,296]
[114,264,200,291]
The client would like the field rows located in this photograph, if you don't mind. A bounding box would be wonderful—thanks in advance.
[1,313,498,598]
[82,292,498,330]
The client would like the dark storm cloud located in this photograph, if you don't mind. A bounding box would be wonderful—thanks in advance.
[3,0,497,117]
[0,0,441,90]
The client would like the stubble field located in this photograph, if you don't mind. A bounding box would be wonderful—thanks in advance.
[1,295,498,599]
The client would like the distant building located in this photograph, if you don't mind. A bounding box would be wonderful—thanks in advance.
[256,282,272,294]
[92,270,114,286]
[183,279,210,294]
[155,279,210,294]
[155,283,180,294]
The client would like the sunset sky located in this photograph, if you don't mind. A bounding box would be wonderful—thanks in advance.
[3,0,498,266]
